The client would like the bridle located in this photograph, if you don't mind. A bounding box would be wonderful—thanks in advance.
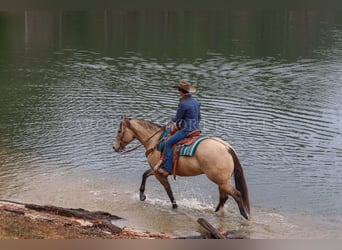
[117,123,131,148]
[117,119,172,154]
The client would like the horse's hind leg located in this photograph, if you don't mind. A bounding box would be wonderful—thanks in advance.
[215,186,229,212]
[139,169,154,201]
[229,185,249,220]
[216,183,249,220]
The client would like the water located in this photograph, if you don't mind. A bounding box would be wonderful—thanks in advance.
[1,10,342,238]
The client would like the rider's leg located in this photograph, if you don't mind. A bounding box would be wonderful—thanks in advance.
[162,129,188,173]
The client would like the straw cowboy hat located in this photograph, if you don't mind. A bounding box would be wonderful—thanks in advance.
[175,80,196,93]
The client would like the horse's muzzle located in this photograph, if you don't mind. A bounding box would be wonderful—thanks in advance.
[113,145,123,152]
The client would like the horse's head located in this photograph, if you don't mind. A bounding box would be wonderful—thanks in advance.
[113,115,135,152]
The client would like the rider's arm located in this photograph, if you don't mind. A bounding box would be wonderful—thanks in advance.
[172,101,186,124]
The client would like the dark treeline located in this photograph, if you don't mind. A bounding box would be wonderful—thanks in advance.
[1,10,341,60]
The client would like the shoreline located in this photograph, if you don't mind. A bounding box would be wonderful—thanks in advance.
[0,200,171,239]
[0,200,239,239]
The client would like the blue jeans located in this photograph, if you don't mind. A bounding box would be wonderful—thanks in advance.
[162,129,188,173]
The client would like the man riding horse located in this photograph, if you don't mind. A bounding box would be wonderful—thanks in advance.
[113,81,250,220]
[157,80,201,176]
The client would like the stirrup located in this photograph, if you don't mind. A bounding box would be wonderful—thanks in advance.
[153,160,163,171]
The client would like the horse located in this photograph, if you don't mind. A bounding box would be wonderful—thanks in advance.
[113,115,250,220]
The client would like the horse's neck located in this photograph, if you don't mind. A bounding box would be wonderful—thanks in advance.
[130,119,162,149]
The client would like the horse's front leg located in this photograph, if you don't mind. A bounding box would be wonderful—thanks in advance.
[155,174,178,209]
[139,168,154,201]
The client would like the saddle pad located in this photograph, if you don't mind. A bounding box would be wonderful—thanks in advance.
[157,128,171,152]
[157,129,206,157]
[176,137,207,157]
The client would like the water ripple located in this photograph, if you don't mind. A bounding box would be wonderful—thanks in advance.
[1,48,342,238]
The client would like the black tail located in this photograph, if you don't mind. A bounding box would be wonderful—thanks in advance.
[228,147,250,215]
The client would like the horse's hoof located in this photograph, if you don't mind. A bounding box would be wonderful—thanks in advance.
[172,202,178,209]
[240,208,249,220]
[140,193,146,201]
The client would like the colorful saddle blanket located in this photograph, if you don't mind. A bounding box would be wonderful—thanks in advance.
[157,128,206,157]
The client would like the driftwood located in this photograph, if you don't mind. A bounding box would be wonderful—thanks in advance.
[92,219,122,234]
[25,203,122,221]
[23,203,123,234]
[176,218,246,239]
[4,208,25,215]
[197,218,226,239]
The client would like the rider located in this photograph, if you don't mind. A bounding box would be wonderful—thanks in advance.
[157,80,201,176]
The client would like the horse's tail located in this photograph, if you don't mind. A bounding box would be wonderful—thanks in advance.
[228,147,250,215]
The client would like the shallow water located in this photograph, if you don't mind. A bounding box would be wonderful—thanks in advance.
[1,10,342,238]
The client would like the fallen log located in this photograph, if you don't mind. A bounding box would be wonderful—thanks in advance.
[24,203,122,221]
[197,218,226,239]
[23,203,123,234]
[93,219,123,234]
[4,208,25,215]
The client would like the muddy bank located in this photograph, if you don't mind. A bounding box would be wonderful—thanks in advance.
[0,200,170,239]
[0,200,243,239]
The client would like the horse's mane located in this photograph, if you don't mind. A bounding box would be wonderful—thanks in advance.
[133,118,164,130]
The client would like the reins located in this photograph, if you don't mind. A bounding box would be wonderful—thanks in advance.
[119,120,172,154]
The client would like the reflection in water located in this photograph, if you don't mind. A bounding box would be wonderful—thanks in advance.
[0,10,342,238]
[0,10,334,59]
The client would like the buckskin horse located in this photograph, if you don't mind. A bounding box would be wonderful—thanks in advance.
[113,115,250,220]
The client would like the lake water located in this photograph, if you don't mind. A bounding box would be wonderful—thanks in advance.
[0,10,342,238]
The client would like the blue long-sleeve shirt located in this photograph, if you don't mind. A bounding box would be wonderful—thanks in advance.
[172,94,201,132]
